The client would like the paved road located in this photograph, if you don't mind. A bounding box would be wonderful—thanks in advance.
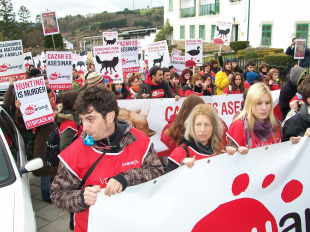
[29,173,71,232]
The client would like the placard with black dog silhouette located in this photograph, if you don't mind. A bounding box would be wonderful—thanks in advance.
[24,52,34,69]
[102,31,118,46]
[147,41,170,68]
[214,22,232,46]
[185,39,203,66]
[93,45,123,84]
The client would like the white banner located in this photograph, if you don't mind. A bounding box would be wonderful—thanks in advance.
[214,21,233,46]
[14,76,54,129]
[117,39,140,73]
[46,51,72,90]
[117,90,280,153]
[171,56,185,75]
[93,45,123,83]
[147,40,170,68]
[0,40,27,83]
[185,39,203,66]
[89,137,310,231]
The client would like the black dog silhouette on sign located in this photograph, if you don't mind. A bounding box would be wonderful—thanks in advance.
[96,55,119,73]
[24,56,32,61]
[216,26,230,38]
[76,61,85,68]
[187,46,201,56]
[104,37,117,45]
[153,53,164,67]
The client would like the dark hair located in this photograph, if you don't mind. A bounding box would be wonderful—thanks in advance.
[247,60,256,67]
[231,72,245,92]
[210,60,218,66]
[128,75,138,87]
[162,67,170,75]
[168,65,174,69]
[170,72,179,80]
[297,75,310,93]
[301,84,310,106]
[258,63,269,72]
[222,60,232,75]
[150,66,162,77]
[111,83,130,99]
[179,69,192,86]
[202,62,212,73]
[165,95,204,144]
[202,73,211,82]
[47,88,52,94]
[61,90,79,111]
[76,85,119,123]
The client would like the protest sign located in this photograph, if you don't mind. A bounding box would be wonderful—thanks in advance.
[41,11,60,36]
[117,39,140,73]
[102,31,118,46]
[46,51,72,90]
[0,40,27,83]
[171,56,185,75]
[72,53,88,75]
[24,52,34,69]
[147,41,170,68]
[14,76,54,129]
[93,45,123,83]
[294,39,306,59]
[214,21,233,46]
[89,138,310,232]
[185,39,203,66]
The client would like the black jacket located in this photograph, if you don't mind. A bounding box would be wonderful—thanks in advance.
[282,104,310,141]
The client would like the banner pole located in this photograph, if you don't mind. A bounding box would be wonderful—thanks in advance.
[219,44,222,52]
[52,35,56,50]
[298,59,300,66]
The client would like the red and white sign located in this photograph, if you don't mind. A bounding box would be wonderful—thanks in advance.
[117,39,140,73]
[24,52,34,69]
[89,137,310,231]
[147,41,170,68]
[185,39,203,66]
[0,40,26,83]
[46,51,72,90]
[41,11,60,36]
[72,54,88,75]
[102,32,118,46]
[294,39,306,59]
[93,46,123,84]
[214,21,233,46]
[14,76,54,129]
[171,56,185,75]
[117,90,280,153]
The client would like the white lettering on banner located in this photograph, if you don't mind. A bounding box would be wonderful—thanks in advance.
[25,114,54,129]
[117,91,280,153]
[49,84,72,90]
[88,138,310,231]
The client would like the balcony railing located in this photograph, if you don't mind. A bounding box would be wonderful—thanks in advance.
[181,7,196,18]
[200,2,220,16]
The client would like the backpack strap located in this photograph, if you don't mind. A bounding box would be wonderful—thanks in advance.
[180,145,190,158]
[78,152,105,189]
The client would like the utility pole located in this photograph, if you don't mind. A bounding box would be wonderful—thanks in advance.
[133,0,134,10]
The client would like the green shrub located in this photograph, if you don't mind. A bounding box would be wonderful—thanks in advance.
[229,41,249,52]
[100,18,127,29]
[263,53,294,66]
[270,48,283,53]
[134,20,153,27]
[245,51,258,59]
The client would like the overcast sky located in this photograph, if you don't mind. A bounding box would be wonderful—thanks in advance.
[11,0,164,21]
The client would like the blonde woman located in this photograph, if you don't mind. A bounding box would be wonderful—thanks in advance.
[226,82,281,155]
[166,104,223,172]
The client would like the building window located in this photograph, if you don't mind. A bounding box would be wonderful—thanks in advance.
[261,24,272,46]
[180,25,185,39]
[296,24,309,43]
[181,0,196,18]
[169,0,173,11]
[190,25,195,39]
[211,25,215,40]
[229,0,241,2]
[200,0,220,16]
[199,25,205,40]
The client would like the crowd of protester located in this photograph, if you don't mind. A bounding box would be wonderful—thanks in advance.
[3,52,310,231]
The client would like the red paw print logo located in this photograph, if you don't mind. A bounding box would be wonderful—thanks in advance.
[122,58,128,65]
[192,173,303,231]
[49,72,60,80]
[0,63,9,72]
[25,104,36,115]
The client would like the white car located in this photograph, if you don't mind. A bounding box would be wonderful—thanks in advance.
[0,106,43,231]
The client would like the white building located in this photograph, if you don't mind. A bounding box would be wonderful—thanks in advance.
[63,38,74,50]
[164,0,310,50]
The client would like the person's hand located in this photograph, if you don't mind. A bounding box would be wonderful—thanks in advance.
[289,100,299,111]
[175,95,181,101]
[225,145,237,155]
[142,93,148,99]
[84,185,101,206]
[15,100,21,109]
[290,136,301,144]
[104,178,123,197]
[218,51,222,57]
[305,128,310,137]
[9,76,17,86]
[238,146,249,155]
[182,156,196,168]
[228,74,233,80]
[269,79,274,85]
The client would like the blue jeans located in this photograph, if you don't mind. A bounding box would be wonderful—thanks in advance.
[41,175,54,201]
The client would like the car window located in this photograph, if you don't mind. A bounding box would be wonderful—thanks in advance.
[0,109,20,167]
[0,136,16,188]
